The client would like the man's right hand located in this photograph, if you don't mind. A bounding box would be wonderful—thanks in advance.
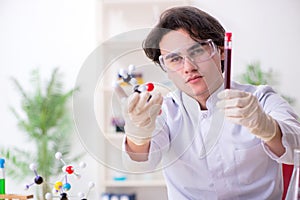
[114,83,163,145]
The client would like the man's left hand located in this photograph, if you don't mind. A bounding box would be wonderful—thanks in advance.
[217,89,277,142]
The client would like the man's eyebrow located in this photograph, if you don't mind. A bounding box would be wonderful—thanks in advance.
[165,52,180,60]
[187,43,201,52]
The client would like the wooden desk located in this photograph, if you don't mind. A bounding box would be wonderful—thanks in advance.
[0,194,33,200]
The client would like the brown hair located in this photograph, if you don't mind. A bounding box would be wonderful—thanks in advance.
[143,6,225,71]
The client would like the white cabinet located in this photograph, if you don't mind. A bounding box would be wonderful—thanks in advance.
[95,1,193,199]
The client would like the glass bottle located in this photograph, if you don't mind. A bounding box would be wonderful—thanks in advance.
[285,149,300,200]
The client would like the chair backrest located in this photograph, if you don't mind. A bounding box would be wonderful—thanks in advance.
[282,163,294,199]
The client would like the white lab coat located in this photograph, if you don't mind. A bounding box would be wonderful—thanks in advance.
[123,81,300,200]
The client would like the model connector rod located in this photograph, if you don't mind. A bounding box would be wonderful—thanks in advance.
[224,32,232,89]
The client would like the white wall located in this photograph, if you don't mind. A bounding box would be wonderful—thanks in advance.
[0,0,97,145]
[0,0,101,198]
[193,0,300,111]
[1,0,300,199]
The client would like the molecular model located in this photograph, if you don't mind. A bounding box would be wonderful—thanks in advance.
[118,64,155,94]
[52,152,90,196]
[45,181,94,200]
[25,152,95,200]
[25,163,44,190]
[117,64,163,116]
[76,182,95,200]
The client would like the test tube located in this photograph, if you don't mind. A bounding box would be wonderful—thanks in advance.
[0,158,5,200]
[224,32,232,89]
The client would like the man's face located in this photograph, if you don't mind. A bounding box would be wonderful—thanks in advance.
[159,29,224,101]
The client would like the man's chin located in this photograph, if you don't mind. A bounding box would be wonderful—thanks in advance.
[184,88,211,99]
[194,89,211,98]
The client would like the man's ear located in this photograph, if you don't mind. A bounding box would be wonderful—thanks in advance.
[218,46,225,60]
[218,46,225,73]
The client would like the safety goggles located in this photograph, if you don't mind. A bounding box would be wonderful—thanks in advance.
[159,39,217,71]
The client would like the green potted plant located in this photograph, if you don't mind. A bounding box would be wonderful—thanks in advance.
[1,68,81,199]
[239,62,295,105]
[239,62,273,85]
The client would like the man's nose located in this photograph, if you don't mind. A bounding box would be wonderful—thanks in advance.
[183,56,197,73]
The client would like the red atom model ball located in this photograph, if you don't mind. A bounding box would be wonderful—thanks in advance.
[146,83,154,92]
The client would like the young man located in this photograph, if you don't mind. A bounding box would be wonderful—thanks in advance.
[115,6,300,199]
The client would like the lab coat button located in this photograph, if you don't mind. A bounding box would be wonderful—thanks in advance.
[209,183,214,188]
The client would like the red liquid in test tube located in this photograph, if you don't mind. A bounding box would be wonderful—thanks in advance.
[224,32,232,89]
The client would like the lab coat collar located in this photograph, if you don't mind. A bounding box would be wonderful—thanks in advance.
[168,83,224,118]
[206,84,224,111]
[179,83,224,113]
